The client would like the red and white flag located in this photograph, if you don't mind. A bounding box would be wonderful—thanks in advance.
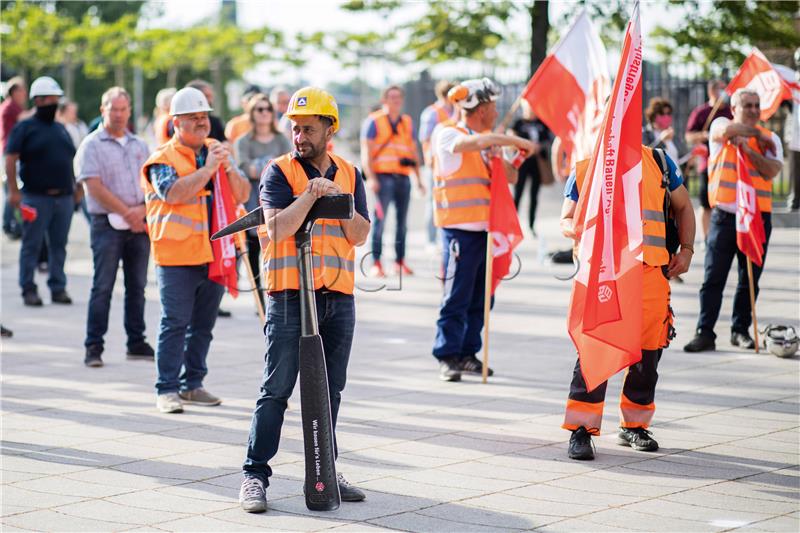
[521,10,610,177]
[488,157,523,294]
[727,48,793,121]
[735,148,766,267]
[568,2,643,392]
[209,167,239,297]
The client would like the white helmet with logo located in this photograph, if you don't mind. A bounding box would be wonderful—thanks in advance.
[170,87,213,116]
[760,324,799,358]
[447,77,501,110]
[29,76,64,98]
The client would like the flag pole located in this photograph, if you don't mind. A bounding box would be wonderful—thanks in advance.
[482,233,493,383]
[236,231,265,323]
[746,257,760,353]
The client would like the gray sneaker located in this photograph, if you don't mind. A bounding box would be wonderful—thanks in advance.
[156,393,183,414]
[179,387,221,406]
[240,477,267,513]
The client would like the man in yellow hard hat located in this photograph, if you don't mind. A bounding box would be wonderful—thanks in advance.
[239,87,370,513]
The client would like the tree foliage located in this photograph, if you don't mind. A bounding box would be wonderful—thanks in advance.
[652,0,799,72]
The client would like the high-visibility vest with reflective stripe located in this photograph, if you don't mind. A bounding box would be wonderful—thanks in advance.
[432,126,491,228]
[708,124,772,212]
[575,146,669,267]
[263,153,357,294]
[368,110,416,175]
[141,136,213,266]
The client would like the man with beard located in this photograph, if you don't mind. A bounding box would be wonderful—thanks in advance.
[239,87,370,513]
[5,76,76,307]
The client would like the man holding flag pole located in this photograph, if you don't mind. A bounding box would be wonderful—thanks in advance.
[558,2,696,460]
[430,78,535,382]
[684,87,783,353]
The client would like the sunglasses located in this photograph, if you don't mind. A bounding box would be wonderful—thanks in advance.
[254,106,273,113]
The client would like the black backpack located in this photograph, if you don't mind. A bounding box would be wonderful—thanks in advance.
[651,148,680,256]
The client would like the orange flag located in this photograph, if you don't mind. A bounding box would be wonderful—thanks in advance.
[735,148,766,267]
[726,49,793,121]
[209,167,239,297]
[568,2,643,392]
[488,157,523,293]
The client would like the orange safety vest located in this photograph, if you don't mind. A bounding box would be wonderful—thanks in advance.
[225,113,251,143]
[708,124,773,212]
[367,110,416,176]
[432,126,491,228]
[141,136,213,267]
[575,146,669,267]
[262,153,357,294]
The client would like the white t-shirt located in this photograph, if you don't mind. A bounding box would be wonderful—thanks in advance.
[709,117,783,213]
[432,125,489,232]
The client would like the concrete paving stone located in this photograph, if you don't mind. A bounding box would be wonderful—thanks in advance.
[598,465,715,489]
[0,468,52,484]
[359,475,486,501]
[12,474,140,499]
[368,510,525,532]
[149,515,261,532]
[2,429,100,450]
[52,499,192,526]
[396,467,527,493]
[153,449,244,474]
[534,517,637,532]
[460,492,607,518]
[693,442,798,465]
[268,491,434,522]
[60,467,186,491]
[0,454,91,476]
[110,458,233,483]
[415,502,542,530]
[700,480,800,503]
[664,488,798,515]
[324,521,401,532]
[0,523,37,532]
[1,484,88,509]
[736,514,800,532]
[622,498,773,525]
[408,432,537,456]
[438,460,571,484]
[620,455,753,481]
[0,504,37,518]
[107,488,238,514]
[505,483,647,507]
[544,472,688,499]
[2,509,142,532]
[39,422,142,441]
[586,507,720,532]
[340,446,463,470]
[205,507,347,531]
[153,481,239,502]
[740,469,800,490]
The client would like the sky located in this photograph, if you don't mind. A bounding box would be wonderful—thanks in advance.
[149,0,683,89]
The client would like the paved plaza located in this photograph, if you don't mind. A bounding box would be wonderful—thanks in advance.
[2,186,799,532]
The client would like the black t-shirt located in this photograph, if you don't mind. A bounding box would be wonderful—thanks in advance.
[209,115,226,142]
[511,118,553,175]
[5,116,76,194]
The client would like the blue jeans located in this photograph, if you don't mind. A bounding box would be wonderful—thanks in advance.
[433,229,493,360]
[155,264,225,394]
[85,215,151,348]
[370,173,411,262]
[19,192,73,295]
[243,289,355,484]
[696,209,772,338]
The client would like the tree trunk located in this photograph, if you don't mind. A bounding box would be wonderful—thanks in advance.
[529,0,550,79]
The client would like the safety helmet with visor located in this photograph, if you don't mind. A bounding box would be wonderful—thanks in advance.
[447,77,501,110]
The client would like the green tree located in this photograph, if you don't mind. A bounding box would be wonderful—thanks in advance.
[651,1,799,72]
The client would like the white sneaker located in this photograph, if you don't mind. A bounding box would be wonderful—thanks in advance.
[156,393,183,413]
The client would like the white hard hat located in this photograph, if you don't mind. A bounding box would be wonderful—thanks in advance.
[29,76,64,98]
[170,87,213,116]
[447,77,500,110]
[760,324,799,358]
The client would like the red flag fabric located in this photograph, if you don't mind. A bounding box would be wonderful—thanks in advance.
[488,157,523,294]
[208,167,239,297]
[726,49,793,121]
[521,10,610,178]
[735,148,766,267]
[567,2,643,392]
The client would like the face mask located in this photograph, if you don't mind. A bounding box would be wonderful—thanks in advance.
[35,103,58,123]
[654,114,672,130]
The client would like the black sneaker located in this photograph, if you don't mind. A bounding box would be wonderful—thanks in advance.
[568,426,594,460]
[438,357,462,382]
[239,476,267,513]
[683,334,715,353]
[1,325,12,338]
[84,344,104,368]
[730,331,755,349]
[337,472,365,502]
[617,427,659,451]
[460,355,494,376]
[51,291,73,305]
[127,341,155,360]
[217,307,232,318]
[23,291,43,307]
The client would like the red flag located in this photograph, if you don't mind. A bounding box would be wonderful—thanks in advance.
[488,157,523,293]
[726,49,793,121]
[735,148,766,266]
[209,167,239,297]
[521,10,610,177]
[567,2,643,392]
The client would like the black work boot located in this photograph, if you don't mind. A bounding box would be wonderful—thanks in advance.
[617,427,659,451]
[84,344,104,368]
[683,333,715,353]
[730,331,755,349]
[438,357,462,382]
[568,426,595,460]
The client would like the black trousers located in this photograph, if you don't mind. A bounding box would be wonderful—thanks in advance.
[568,349,662,406]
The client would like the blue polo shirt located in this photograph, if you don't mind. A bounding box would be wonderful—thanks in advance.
[5,116,76,194]
[260,152,369,221]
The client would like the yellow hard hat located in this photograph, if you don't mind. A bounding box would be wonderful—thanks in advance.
[285,87,339,133]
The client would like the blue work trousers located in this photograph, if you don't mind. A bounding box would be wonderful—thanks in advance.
[696,208,772,338]
[19,192,73,295]
[370,173,411,262]
[243,289,355,484]
[154,265,225,395]
[432,229,493,361]
[85,215,150,348]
